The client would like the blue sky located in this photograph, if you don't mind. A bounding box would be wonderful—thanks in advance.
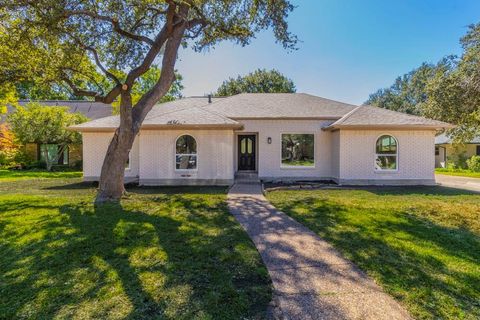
[176,0,480,105]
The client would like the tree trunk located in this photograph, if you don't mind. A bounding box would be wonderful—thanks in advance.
[94,11,188,203]
[95,91,136,204]
[42,146,54,171]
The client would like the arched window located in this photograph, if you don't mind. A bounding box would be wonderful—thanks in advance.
[175,135,197,170]
[375,135,397,171]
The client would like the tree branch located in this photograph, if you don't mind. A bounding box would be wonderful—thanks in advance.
[62,75,121,103]
[61,76,99,98]
[63,10,155,45]
[85,46,121,85]
[132,12,188,131]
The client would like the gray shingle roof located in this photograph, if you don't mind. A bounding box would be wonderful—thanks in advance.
[324,105,454,130]
[202,93,358,118]
[70,97,240,131]
[18,100,112,119]
[1,100,112,124]
[435,132,480,144]
[68,94,454,131]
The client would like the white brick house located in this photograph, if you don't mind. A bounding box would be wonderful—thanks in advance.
[70,93,452,186]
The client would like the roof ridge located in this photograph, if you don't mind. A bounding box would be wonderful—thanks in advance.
[144,98,238,124]
[300,93,359,108]
[193,105,240,124]
[329,105,363,126]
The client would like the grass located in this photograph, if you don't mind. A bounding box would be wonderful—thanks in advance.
[435,168,480,178]
[267,186,480,320]
[0,169,82,181]
[0,175,272,319]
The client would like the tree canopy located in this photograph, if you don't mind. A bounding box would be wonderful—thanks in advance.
[0,0,297,201]
[111,65,183,114]
[421,23,480,141]
[365,23,480,141]
[364,60,453,115]
[216,69,296,96]
[7,103,88,170]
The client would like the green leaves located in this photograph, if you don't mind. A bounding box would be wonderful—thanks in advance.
[1,0,296,103]
[366,23,480,142]
[216,68,296,96]
[6,103,88,145]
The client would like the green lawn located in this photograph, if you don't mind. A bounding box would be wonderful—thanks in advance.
[267,187,480,320]
[0,169,83,181]
[435,168,480,178]
[0,174,271,319]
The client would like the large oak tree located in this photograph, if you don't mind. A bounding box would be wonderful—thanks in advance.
[0,0,297,202]
[216,68,296,96]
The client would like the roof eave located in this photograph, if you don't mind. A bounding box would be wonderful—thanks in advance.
[69,123,243,132]
[322,123,455,131]
[230,116,343,120]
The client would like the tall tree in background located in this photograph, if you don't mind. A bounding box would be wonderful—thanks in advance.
[366,23,480,142]
[364,59,455,115]
[216,69,296,96]
[1,1,297,202]
[422,23,480,141]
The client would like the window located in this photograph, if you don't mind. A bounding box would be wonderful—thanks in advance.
[281,134,314,167]
[476,145,480,156]
[375,135,397,171]
[40,144,68,165]
[125,152,130,169]
[435,146,440,156]
[175,135,197,170]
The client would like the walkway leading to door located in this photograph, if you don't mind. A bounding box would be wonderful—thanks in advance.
[227,183,411,320]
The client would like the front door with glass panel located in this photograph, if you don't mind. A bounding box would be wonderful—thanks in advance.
[238,135,256,171]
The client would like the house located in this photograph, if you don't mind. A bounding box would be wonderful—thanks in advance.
[2,100,112,166]
[435,133,480,168]
[70,93,452,185]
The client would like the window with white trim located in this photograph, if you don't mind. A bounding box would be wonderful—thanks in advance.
[375,135,397,171]
[281,134,315,167]
[175,135,197,170]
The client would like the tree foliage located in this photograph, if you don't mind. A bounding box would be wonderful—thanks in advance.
[111,65,183,114]
[1,0,297,201]
[366,23,480,141]
[0,123,18,166]
[216,69,296,96]
[421,23,480,141]
[7,103,88,170]
[364,59,454,115]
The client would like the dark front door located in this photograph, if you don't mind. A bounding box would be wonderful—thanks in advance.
[238,135,256,171]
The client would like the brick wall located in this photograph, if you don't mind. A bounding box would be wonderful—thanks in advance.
[338,129,436,182]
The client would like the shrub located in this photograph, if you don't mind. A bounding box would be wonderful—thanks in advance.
[0,124,21,167]
[467,155,480,172]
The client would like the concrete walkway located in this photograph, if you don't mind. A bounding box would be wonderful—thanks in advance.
[436,174,480,192]
[227,183,411,320]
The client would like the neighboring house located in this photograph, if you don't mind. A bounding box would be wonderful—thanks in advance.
[70,93,452,186]
[435,133,480,168]
[2,101,112,166]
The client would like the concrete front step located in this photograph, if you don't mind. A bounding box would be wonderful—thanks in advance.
[235,172,260,184]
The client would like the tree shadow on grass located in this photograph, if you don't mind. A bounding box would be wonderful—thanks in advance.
[0,193,271,319]
[274,195,480,319]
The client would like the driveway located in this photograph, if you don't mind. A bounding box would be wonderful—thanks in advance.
[435,174,480,192]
